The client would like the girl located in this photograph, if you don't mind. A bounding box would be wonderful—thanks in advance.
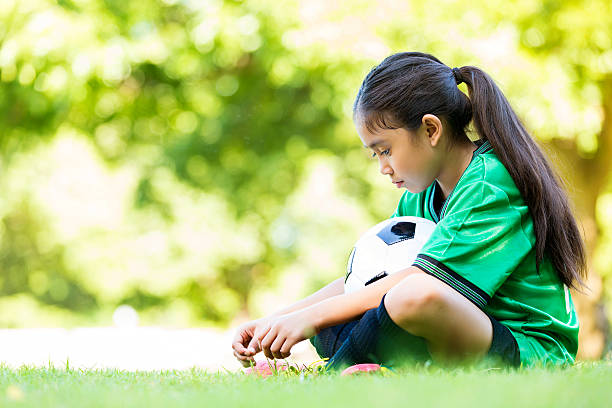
[232,52,586,369]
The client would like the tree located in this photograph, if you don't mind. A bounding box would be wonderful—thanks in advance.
[0,0,373,325]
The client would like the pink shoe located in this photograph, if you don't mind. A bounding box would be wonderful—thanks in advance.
[243,360,288,378]
[340,363,384,376]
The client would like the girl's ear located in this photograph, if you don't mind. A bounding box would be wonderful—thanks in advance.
[421,114,443,147]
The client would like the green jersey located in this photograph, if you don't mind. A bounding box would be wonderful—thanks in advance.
[392,140,579,366]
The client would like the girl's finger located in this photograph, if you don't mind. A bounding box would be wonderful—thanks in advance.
[253,324,272,345]
[231,330,249,354]
[233,350,254,367]
[270,335,286,360]
[260,328,278,359]
[279,338,294,358]
[233,349,251,361]
[246,337,259,355]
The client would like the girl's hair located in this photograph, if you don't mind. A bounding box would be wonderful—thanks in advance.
[354,51,586,289]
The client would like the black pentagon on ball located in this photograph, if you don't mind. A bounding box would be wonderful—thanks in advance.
[345,247,356,283]
[376,221,416,245]
[365,271,388,286]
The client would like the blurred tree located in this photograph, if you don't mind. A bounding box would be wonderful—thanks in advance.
[0,199,97,311]
[0,0,372,325]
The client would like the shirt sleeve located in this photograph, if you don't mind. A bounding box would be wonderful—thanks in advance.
[413,181,532,309]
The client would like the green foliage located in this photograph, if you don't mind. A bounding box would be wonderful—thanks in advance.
[0,200,97,311]
[1,0,611,328]
[0,0,382,325]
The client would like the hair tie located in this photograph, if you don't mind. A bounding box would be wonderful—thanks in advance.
[452,67,463,85]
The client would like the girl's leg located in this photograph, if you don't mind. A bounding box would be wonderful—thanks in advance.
[383,272,492,360]
[328,272,504,369]
[325,295,430,369]
[310,320,359,359]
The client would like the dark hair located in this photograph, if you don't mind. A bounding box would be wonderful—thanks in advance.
[354,51,586,289]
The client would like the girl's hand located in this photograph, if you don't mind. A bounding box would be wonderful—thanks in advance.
[232,318,271,367]
[258,310,319,360]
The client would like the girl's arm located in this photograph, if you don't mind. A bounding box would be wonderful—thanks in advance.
[268,276,345,317]
[307,267,423,329]
[257,266,424,359]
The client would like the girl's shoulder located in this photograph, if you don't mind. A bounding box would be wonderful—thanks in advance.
[457,147,522,204]
[442,148,531,225]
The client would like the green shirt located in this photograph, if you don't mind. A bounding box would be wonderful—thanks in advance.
[392,140,579,366]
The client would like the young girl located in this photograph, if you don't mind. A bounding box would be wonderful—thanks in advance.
[231,51,586,369]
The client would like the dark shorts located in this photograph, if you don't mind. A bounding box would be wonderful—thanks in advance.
[311,311,521,367]
[486,313,521,367]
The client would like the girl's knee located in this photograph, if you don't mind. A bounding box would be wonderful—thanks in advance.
[384,273,493,357]
[384,273,450,330]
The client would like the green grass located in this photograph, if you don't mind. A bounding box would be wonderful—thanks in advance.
[1,361,612,407]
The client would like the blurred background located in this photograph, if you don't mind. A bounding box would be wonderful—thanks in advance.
[0,0,611,368]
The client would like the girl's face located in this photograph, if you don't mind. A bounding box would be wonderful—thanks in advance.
[355,115,443,194]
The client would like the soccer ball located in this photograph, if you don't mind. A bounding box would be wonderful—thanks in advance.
[344,216,437,294]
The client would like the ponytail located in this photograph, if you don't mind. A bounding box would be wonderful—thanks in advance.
[456,66,586,289]
[354,52,587,289]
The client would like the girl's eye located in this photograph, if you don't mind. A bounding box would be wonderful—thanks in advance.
[371,149,390,158]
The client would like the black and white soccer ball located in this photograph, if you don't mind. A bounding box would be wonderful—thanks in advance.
[344,216,437,294]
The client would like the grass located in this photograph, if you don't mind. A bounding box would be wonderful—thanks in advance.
[1,360,612,407]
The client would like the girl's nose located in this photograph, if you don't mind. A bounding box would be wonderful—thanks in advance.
[379,159,393,175]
